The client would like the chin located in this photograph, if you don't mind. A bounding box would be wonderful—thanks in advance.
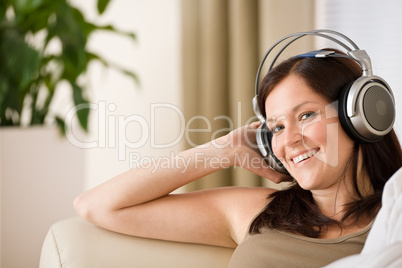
[296,182,316,191]
[291,172,321,190]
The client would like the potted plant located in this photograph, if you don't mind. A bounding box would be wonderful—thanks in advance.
[0,0,137,133]
[0,0,137,266]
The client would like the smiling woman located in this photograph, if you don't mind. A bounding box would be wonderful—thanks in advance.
[74,34,402,267]
[248,49,401,239]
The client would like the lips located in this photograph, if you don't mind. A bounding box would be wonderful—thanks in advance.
[292,150,318,164]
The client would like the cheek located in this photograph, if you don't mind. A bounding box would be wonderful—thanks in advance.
[301,114,343,147]
[270,134,288,163]
[270,135,282,157]
[337,127,355,153]
[306,121,353,167]
[301,120,328,146]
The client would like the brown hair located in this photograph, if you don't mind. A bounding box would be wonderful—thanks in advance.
[249,49,402,237]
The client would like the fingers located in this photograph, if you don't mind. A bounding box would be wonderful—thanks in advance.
[248,121,261,129]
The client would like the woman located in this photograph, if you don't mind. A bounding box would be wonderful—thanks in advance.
[74,49,402,267]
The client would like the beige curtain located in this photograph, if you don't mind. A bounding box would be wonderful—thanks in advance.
[181,0,315,191]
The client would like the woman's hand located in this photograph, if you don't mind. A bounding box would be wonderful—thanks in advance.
[224,121,292,184]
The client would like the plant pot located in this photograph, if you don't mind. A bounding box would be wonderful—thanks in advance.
[0,127,85,268]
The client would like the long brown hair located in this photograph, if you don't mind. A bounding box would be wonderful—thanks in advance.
[249,49,402,237]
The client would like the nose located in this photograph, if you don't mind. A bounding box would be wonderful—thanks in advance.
[283,124,303,147]
[272,123,302,157]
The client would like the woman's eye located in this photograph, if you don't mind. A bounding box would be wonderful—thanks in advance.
[271,125,284,134]
[300,112,316,121]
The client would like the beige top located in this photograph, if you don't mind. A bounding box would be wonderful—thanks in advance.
[230,222,372,268]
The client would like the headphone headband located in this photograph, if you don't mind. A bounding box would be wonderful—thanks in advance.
[255,29,373,96]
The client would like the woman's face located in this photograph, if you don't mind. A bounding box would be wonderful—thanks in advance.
[265,74,355,190]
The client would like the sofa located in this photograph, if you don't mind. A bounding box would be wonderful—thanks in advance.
[40,167,402,268]
[39,217,234,268]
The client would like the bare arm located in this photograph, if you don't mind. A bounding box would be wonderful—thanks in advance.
[74,123,284,247]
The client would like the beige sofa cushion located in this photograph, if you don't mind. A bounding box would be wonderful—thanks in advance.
[39,217,234,268]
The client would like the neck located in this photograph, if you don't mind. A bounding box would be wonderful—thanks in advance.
[311,168,357,221]
[311,174,373,224]
[311,183,350,222]
[313,147,373,222]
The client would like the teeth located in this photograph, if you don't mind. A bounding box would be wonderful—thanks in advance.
[293,151,317,164]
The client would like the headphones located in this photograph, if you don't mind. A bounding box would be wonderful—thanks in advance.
[253,29,395,174]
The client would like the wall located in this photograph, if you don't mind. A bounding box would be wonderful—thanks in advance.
[68,0,183,189]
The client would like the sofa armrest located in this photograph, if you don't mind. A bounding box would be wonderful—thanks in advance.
[39,217,234,268]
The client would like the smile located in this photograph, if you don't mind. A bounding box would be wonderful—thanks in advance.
[292,150,318,164]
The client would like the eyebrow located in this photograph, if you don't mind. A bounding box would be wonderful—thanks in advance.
[266,101,320,123]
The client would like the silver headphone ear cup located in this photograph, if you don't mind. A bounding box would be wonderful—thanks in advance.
[267,155,289,175]
[256,123,289,174]
[256,124,269,157]
[339,77,395,143]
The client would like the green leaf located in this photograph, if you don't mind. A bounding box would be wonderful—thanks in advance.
[0,26,40,123]
[0,1,8,20]
[95,24,137,41]
[105,60,140,86]
[14,2,56,33]
[55,116,66,136]
[86,51,109,67]
[97,0,110,15]
[31,81,55,125]
[120,68,140,85]
[1,28,40,89]
[71,82,89,132]
[12,0,47,14]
